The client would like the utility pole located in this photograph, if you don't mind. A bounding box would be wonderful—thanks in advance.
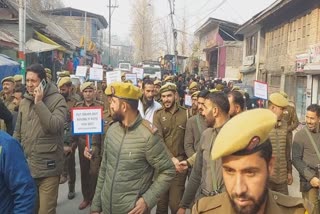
[168,0,178,74]
[83,11,87,65]
[107,0,118,66]
[18,0,26,82]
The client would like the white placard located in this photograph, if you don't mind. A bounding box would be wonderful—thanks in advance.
[106,70,122,85]
[72,107,103,134]
[155,71,161,80]
[254,81,268,100]
[132,67,144,79]
[184,94,192,107]
[89,67,103,81]
[75,66,87,77]
[92,63,103,69]
[125,73,138,85]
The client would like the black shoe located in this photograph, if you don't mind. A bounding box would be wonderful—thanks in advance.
[68,191,75,200]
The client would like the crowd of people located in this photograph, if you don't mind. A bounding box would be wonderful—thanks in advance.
[0,63,319,214]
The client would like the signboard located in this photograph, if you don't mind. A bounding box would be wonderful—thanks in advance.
[254,80,268,100]
[132,67,144,79]
[309,44,320,64]
[89,67,103,81]
[76,66,87,77]
[125,73,138,85]
[296,53,309,72]
[243,55,255,66]
[71,107,103,135]
[184,94,192,107]
[106,70,122,85]
[92,63,103,69]
[155,71,161,80]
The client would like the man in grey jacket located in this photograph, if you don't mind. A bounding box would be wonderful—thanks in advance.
[14,63,67,214]
[90,82,175,214]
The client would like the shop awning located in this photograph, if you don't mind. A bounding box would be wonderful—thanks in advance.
[25,39,60,53]
[303,63,320,74]
[34,31,66,51]
[240,65,256,73]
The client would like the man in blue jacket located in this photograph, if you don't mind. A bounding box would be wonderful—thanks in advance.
[0,131,36,213]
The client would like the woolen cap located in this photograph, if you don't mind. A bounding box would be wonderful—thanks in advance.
[1,76,14,84]
[154,79,162,87]
[13,74,23,82]
[159,82,177,94]
[189,82,198,90]
[212,109,277,160]
[58,77,72,88]
[191,91,200,98]
[164,75,174,82]
[111,82,142,100]
[80,82,95,92]
[269,92,288,107]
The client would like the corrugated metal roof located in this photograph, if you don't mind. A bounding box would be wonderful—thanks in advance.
[7,0,79,49]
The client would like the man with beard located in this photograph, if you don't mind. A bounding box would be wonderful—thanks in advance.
[192,109,313,214]
[184,90,208,159]
[138,79,162,123]
[177,92,230,214]
[73,82,104,210]
[293,104,320,214]
[12,86,25,132]
[90,82,175,214]
[227,90,245,118]
[153,82,189,214]
[58,77,81,199]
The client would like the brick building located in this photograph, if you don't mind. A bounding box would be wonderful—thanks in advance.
[195,18,243,81]
[237,0,320,120]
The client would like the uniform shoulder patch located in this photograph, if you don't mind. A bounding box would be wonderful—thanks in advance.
[74,101,84,107]
[141,120,158,134]
[272,191,305,208]
[193,192,225,212]
[94,100,104,106]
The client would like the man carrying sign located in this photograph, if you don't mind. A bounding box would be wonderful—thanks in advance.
[73,82,104,210]
[90,82,175,214]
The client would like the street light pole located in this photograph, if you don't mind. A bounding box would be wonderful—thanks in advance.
[168,0,178,74]
[108,0,111,65]
[18,0,26,82]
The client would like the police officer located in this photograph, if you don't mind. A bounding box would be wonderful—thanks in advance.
[187,91,200,117]
[192,109,313,214]
[154,79,162,103]
[0,76,15,133]
[153,82,189,214]
[268,92,292,195]
[73,82,104,210]
[58,77,81,199]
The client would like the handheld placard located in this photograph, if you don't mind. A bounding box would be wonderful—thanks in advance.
[86,134,93,151]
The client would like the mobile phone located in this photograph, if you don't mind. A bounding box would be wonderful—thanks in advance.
[40,79,47,90]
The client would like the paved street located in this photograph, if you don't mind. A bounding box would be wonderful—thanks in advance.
[57,147,302,214]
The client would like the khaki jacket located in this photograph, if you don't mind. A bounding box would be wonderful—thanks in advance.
[153,103,188,158]
[13,82,67,178]
[192,190,313,214]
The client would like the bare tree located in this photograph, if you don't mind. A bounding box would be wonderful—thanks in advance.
[130,0,154,63]
[177,6,188,56]
[29,0,64,11]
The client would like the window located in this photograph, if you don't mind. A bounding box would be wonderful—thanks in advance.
[245,33,257,56]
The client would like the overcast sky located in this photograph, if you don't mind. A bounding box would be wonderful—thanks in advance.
[63,0,276,40]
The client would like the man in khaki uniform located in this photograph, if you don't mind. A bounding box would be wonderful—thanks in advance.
[280,91,299,144]
[184,90,207,158]
[58,77,81,199]
[177,92,230,213]
[154,79,162,103]
[73,82,104,210]
[268,92,292,195]
[188,82,198,95]
[153,83,189,214]
[187,91,200,117]
[0,76,15,132]
[193,109,313,214]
